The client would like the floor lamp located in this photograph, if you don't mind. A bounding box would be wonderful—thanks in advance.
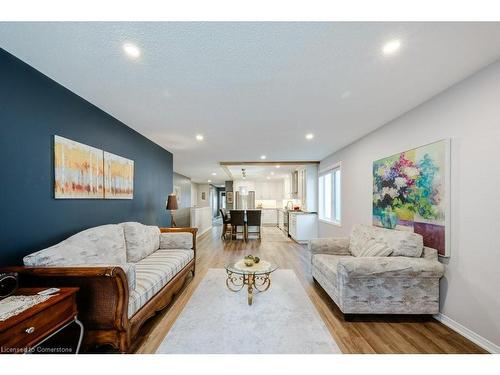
[166,194,178,227]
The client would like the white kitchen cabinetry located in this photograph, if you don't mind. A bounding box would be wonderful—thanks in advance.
[278,209,285,231]
[291,165,318,212]
[291,171,299,197]
[255,181,284,200]
[261,209,278,226]
[255,181,265,200]
[288,212,318,243]
[283,176,291,199]
[297,168,305,203]
[302,165,318,212]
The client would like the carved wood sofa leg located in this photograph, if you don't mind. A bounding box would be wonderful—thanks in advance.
[119,332,131,353]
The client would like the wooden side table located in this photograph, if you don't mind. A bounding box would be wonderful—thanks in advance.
[0,288,83,354]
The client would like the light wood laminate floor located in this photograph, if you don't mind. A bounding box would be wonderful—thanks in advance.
[132,226,487,354]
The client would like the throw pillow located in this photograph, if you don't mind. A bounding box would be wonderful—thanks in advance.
[357,239,393,257]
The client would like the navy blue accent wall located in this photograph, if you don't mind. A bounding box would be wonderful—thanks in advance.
[0,49,173,266]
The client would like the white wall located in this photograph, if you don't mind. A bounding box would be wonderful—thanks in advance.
[192,183,210,208]
[190,206,212,236]
[173,172,192,208]
[319,60,500,350]
[191,182,198,207]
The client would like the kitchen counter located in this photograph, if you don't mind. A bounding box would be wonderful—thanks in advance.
[288,210,317,215]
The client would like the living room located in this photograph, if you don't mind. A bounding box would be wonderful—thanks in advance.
[1,1,500,373]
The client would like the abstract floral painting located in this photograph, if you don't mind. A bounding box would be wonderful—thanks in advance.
[54,136,104,199]
[373,139,450,257]
[104,152,134,199]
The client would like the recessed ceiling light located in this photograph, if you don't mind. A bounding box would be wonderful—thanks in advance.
[275,165,280,168]
[196,134,204,141]
[123,42,141,59]
[266,176,271,180]
[208,179,212,183]
[270,172,275,175]
[305,133,314,140]
[260,155,267,160]
[382,39,401,55]
[211,172,217,176]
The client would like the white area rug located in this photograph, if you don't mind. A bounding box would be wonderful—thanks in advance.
[156,268,341,354]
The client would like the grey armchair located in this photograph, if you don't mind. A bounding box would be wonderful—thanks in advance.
[309,225,445,316]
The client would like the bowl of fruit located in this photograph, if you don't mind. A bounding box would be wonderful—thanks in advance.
[243,255,260,267]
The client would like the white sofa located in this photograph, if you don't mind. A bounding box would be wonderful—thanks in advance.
[310,224,445,316]
[16,222,197,352]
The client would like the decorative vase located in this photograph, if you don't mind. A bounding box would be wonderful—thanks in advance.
[380,209,397,229]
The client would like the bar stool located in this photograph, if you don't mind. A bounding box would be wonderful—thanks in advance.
[245,210,262,240]
[220,208,232,239]
[229,210,246,241]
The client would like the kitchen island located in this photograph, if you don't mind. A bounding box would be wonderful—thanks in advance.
[257,208,278,226]
[288,211,318,243]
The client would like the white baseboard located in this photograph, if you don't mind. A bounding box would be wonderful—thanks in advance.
[433,313,500,353]
[197,225,212,237]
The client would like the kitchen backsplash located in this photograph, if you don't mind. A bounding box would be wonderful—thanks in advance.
[256,199,302,209]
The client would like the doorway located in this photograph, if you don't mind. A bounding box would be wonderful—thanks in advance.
[220,191,226,210]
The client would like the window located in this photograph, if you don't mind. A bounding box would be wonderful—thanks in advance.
[318,164,341,224]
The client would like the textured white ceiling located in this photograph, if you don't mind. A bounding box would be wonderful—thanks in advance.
[1,22,500,183]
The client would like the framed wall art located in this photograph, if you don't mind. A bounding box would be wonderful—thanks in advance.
[373,139,450,257]
[103,152,134,199]
[54,135,104,199]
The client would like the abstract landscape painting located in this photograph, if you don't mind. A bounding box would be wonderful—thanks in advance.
[104,152,134,199]
[54,135,104,199]
[373,139,450,257]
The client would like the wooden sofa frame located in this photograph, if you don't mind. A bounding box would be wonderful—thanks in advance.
[2,227,197,353]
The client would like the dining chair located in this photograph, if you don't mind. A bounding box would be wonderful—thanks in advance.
[229,210,246,241]
[245,210,262,240]
[220,208,231,239]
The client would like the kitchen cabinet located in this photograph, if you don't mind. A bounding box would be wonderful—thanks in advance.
[291,168,305,200]
[278,209,285,231]
[288,212,318,243]
[255,181,264,199]
[283,176,291,199]
[255,181,284,200]
[261,209,278,226]
[298,168,305,202]
[302,165,318,212]
[291,165,318,212]
[291,171,299,196]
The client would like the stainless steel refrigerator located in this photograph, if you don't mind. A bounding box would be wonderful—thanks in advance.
[234,191,255,209]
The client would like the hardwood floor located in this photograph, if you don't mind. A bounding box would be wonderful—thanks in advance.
[132,225,487,354]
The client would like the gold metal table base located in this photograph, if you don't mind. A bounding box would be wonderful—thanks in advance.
[225,271,272,305]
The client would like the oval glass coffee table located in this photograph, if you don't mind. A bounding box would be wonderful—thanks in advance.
[225,260,278,305]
